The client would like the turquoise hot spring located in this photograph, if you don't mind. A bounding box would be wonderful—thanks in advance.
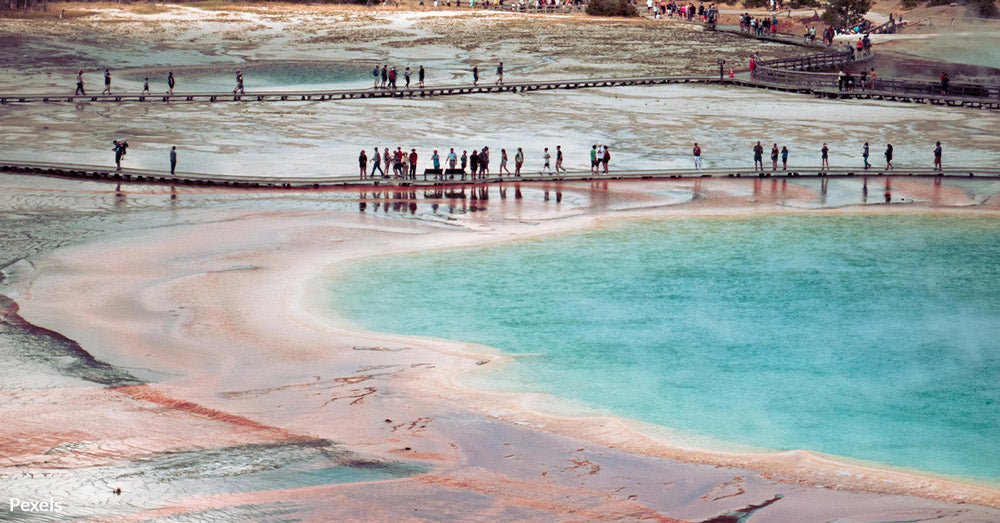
[328,214,1000,484]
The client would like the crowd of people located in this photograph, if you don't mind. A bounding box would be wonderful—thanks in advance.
[356,144,612,180]
[836,67,878,91]
[649,1,718,22]
[740,13,779,37]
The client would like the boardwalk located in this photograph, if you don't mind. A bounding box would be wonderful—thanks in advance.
[2,159,997,189]
[0,76,718,105]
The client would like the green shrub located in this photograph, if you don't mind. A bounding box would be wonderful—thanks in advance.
[585,0,639,16]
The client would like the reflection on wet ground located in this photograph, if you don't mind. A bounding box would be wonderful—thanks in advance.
[1,438,422,520]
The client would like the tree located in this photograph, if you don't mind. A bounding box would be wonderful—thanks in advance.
[821,0,871,28]
[586,0,639,17]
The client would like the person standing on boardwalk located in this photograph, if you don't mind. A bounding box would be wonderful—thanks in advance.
[371,147,384,177]
[380,65,388,89]
[167,72,175,95]
[781,146,789,170]
[934,142,942,170]
[863,142,870,169]
[472,65,479,86]
[542,147,552,174]
[461,150,468,176]
[515,147,524,176]
[409,148,418,179]
[771,143,779,171]
[602,146,610,174]
[821,143,829,170]
[373,65,380,88]
[418,65,425,88]
[495,61,503,85]
[234,70,244,94]
[753,141,764,171]
[693,143,702,171]
[101,69,111,95]
[142,78,150,95]
[447,148,457,170]
[555,145,565,173]
[75,71,85,95]
[940,73,950,95]
[480,147,490,177]
[885,143,894,170]
[170,146,177,175]
[404,67,411,89]
[749,55,756,79]
[431,150,441,179]
[590,145,599,174]
[359,150,368,179]
[470,149,480,179]
[388,67,397,89]
[500,149,510,175]
[383,147,392,177]
[113,140,123,170]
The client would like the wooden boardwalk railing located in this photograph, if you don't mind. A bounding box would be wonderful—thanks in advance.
[2,159,997,189]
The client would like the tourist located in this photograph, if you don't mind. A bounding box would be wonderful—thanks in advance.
[496,61,504,85]
[461,150,468,178]
[102,69,111,95]
[470,149,480,179]
[409,148,418,179]
[781,145,788,170]
[934,142,942,170]
[771,143,779,171]
[542,147,552,173]
[500,149,510,175]
[112,140,123,170]
[418,65,425,88]
[869,68,877,90]
[821,143,829,170]
[940,72,950,95]
[590,145,599,174]
[381,65,388,89]
[837,70,845,91]
[749,55,756,78]
[142,78,150,95]
[167,72,175,95]
[692,142,702,171]
[753,141,764,171]
[515,147,524,176]
[555,145,565,173]
[884,143,894,170]
[862,142,870,169]
[75,70,85,95]
[389,67,397,89]
[480,147,490,176]
[383,147,392,177]
[169,146,177,175]
[432,149,441,179]
[405,67,411,89]
[602,145,610,174]
[234,70,244,94]
[373,65,380,88]
[371,147,384,177]
[472,65,479,86]
[358,150,368,179]
[447,148,457,170]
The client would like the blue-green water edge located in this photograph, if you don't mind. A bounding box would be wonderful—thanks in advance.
[328,215,1000,482]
